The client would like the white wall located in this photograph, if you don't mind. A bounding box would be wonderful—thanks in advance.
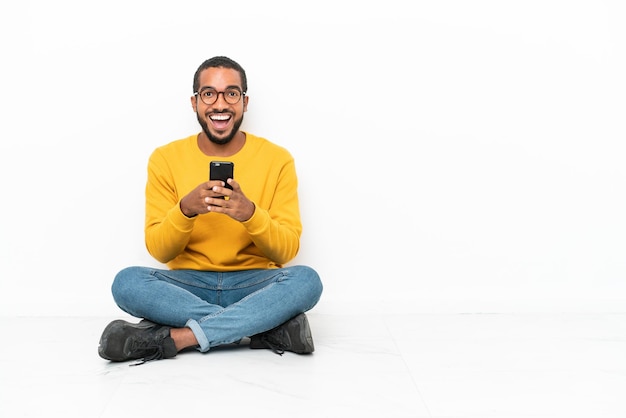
[1,0,625,316]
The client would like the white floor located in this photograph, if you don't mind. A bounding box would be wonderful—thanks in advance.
[1,312,625,417]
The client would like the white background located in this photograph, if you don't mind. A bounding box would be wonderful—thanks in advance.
[1,0,624,316]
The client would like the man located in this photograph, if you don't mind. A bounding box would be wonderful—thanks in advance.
[98,56,323,364]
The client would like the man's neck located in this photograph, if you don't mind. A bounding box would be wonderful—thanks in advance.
[197,131,246,157]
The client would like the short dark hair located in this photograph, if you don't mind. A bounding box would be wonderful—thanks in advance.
[193,56,248,94]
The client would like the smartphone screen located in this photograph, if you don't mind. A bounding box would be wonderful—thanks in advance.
[209,161,234,190]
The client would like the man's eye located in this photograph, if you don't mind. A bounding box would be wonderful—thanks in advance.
[203,91,215,97]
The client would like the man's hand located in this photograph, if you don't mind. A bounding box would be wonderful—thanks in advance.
[180,179,255,222]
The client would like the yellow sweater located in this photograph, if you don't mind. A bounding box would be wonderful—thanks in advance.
[144,132,302,271]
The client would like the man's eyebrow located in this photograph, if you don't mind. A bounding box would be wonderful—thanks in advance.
[198,85,242,92]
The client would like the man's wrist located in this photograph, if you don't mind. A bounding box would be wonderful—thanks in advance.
[180,201,197,218]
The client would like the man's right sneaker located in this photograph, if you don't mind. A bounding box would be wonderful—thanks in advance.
[98,319,177,365]
[249,313,315,355]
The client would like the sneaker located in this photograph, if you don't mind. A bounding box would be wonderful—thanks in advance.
[249,313,315,355]
[98,319,177,364]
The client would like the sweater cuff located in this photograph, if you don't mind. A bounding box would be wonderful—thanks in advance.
[241,204,267,234]
[170,201,197,232]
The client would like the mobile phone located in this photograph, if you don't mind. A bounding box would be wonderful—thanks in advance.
[209,161,234,191]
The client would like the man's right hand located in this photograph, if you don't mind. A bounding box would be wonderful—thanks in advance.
[180,180,229,218]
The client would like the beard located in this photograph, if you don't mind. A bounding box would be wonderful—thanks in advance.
[196,111,244,145]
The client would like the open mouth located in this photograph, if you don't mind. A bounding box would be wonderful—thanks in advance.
[209,113,232,130]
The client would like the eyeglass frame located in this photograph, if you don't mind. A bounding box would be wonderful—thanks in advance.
[193,87,246,105]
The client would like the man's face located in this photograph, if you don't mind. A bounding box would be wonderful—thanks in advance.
[192,67,248,145]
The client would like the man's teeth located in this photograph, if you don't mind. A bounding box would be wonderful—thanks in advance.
[210,115,230,121]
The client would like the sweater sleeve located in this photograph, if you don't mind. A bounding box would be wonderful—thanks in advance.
[144,148,197,264]
[241,157,302,265]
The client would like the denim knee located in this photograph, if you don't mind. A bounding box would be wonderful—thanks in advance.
[111,266,148,307]
[289,265,323,309]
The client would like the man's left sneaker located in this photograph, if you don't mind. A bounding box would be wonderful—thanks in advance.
[249,313,315,355]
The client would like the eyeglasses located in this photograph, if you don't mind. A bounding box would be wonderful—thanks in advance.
[194,87,245,105]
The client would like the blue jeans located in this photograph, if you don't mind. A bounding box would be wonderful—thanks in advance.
[111,265,323,352]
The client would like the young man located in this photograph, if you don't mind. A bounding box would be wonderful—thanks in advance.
[98,56,323,364]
